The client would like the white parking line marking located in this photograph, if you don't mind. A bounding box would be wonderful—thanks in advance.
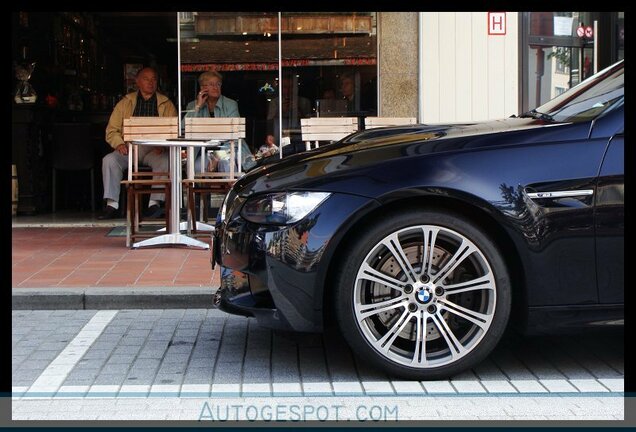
[23,310,118,398]
[180,384,211,398]
[598,378,624,392]
[210,383,241,396]
[272,382,303,396]
[539,379,578,393]
[451,380,488,393]
[391,381,425,395]
[56,385,90,398]
[509,379,548,393]
[480,379,518,393]
[569,379,610,393]
[11,387,28,400]
[15,377,622,401]
[118,384,151,398]
[421,380,456,394]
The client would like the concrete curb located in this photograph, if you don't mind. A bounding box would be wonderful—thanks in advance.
[12,287,217,310]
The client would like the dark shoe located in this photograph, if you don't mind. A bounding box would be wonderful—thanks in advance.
[97,205,119,220]
[143,204,165,219]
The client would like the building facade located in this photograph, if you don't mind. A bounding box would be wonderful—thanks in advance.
[11,11,624,216]
[177,11,624,152]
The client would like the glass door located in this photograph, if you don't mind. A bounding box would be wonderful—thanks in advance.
[521,12,624,112]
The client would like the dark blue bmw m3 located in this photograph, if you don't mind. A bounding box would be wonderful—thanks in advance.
[212,60,624,379]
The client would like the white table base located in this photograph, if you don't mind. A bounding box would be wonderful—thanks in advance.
[129,139,223,250]
[132,233,210,249]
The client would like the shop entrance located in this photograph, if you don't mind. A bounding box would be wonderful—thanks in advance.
[521,12,624,112]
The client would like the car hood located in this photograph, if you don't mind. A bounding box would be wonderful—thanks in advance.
[236,116,586,196]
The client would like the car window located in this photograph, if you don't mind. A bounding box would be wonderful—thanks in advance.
[534,61,624,123]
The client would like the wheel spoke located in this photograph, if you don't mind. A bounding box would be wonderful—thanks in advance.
[431,312,466,359]
[411,310,428,366]
[358,262,407,293]
[437,298,492,330]
[443,274,494,295]
[382,233,418,283]
[432,239,477,284]
[356,297,408,321]
[423,227,439,276]
[376,308,412,353]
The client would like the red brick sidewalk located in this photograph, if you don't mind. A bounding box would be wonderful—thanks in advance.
[12,227,219,288]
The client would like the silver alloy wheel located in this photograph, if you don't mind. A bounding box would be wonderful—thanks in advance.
[353,224,496,369]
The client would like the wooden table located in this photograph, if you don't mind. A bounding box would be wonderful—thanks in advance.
[129,138,221,249]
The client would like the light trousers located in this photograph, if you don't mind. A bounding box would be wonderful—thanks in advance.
[101,146,169,204]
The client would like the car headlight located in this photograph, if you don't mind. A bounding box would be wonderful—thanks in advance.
[240,192,331,225]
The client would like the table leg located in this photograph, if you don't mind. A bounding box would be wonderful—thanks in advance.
[132,146,209,249]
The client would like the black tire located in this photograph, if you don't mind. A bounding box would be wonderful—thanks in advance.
[334,207,511,380]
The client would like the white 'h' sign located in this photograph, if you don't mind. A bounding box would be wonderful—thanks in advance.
[488,12,506,35]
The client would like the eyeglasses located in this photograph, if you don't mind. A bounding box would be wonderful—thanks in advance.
[202,82,222,88]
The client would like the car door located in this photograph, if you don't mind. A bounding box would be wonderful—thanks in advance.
[593,108,624,304]
[519,62,623,307]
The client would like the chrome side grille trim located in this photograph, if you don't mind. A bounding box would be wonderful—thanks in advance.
[526,190,594,199]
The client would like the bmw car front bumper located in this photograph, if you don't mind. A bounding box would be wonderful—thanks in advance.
[212,191,378,332]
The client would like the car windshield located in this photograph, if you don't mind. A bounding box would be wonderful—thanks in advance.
[531,60,624,123]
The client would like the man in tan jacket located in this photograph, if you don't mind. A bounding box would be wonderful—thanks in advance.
[98,67,177,219]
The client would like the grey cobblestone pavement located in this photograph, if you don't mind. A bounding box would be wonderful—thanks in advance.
[11,308,626,423]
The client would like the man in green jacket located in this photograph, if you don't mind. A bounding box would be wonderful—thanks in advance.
[98,67,177,219]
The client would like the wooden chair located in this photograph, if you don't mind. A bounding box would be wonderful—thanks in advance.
[300,117,359,151]
[364,117,417,129]
[182,117,246,236]
[121,117,178,247]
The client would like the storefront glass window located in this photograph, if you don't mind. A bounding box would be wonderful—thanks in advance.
[521,12,624,113]
[178,12,377,155]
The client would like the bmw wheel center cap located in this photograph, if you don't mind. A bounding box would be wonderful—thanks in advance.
[416,287,432,304]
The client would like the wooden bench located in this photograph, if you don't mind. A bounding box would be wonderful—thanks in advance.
[300,117,359,151]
